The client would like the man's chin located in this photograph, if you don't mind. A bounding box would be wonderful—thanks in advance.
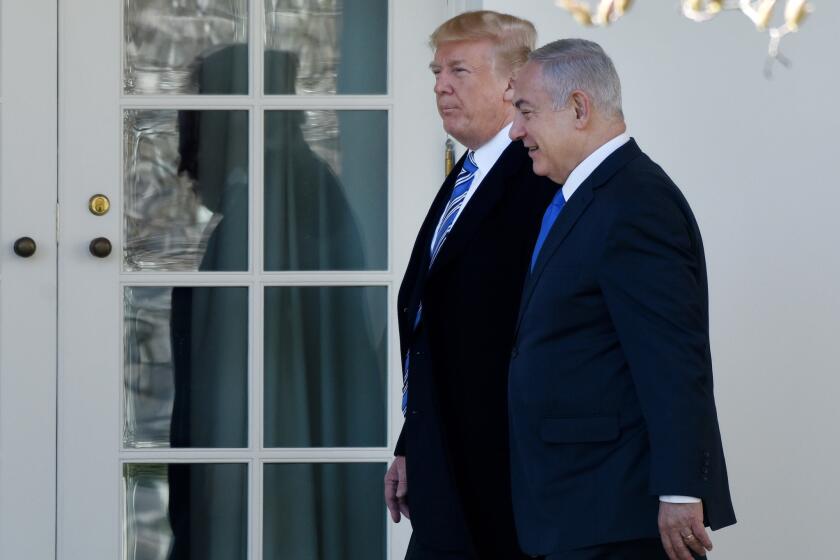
[441,119,464,139]
[529,156,548,177]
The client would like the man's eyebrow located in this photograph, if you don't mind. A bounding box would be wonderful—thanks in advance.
[430,59,473,71]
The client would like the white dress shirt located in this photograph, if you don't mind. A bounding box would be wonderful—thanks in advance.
[430,123,513,252]
[560,131,700,506]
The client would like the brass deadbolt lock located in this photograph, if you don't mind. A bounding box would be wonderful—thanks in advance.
[89,194,110,216]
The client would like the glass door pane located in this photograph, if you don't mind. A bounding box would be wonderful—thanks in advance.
[125,0,249,95]
[263,110,387,271]
[124,463,248,560]
[123,110,250,271]
[263,462,386,559]
[264,0,388,95]
[124,286,249,448]
[263,286,386,447]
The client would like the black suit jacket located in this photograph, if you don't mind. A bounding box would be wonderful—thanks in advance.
[396,140,557,556]
[508,139,736,555]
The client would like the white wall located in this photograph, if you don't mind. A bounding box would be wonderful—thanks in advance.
[483,2,840,558]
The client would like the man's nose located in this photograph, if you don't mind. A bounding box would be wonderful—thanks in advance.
[509,116,525,140]
[434,75,452,95]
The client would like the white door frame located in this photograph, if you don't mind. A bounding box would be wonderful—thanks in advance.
[0,0,58,558]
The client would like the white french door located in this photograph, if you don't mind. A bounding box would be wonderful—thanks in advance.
[55,1,448,559]
[0,0,58,558]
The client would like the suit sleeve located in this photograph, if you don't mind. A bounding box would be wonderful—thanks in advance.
[598,182,717,498]
[394,422,406,456]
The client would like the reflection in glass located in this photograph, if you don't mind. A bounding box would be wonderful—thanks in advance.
[263,462,386,560]
[123,109,248,271]
[124,0,249,94]
[264,110,387,270]
[264,286,386,447]
[124,463,247,560]
[264,0,387,95]
[124,286,248,448]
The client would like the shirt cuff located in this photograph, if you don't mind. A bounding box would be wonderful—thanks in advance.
[659,495,701,504]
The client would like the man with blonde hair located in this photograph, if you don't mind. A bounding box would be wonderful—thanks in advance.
[384,11,557,559]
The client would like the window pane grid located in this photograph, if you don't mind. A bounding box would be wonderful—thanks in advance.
[120,1,395,558]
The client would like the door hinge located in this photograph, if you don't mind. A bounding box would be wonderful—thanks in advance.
[56,202,60,245]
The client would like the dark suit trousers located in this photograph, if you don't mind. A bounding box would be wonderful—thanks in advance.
[405,533,475,560]
[406,535,709,560]
[543,538,706,560]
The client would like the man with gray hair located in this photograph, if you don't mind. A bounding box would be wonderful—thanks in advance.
[506,39,736,559]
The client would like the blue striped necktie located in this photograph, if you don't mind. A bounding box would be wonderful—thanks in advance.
[429,151,478,266]
[402,152,478,416]
[530,188,566,272]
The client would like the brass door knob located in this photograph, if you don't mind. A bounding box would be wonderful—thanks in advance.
[89,237,112,258]
[13,237,37,258]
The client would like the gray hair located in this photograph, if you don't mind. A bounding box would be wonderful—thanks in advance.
[529,39,623,119]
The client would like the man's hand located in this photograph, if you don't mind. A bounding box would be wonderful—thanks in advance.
[658,501,713,559]
[384,456,409,523]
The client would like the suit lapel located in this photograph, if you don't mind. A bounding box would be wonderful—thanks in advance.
[399,151,466,330]
[417,157,463,276]
[515,139,643,331]
[427,141,527,277]
[515,187,594,329]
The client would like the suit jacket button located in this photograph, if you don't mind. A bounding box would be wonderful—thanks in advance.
[414,350,421,356]
[402,307,409,314]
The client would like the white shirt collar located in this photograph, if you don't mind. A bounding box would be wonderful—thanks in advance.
[562,132,630,201]
[471,122,513,172]
[429,124,513,253]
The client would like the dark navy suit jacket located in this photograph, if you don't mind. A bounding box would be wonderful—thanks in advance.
[396,140,556,557]
[508,139,736,555]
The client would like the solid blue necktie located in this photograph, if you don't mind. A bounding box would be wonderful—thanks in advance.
[402,152,478,416]
[530,188,566,272]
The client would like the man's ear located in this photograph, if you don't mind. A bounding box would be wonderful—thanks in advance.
[503,78,514,103]
[571,91,591,127]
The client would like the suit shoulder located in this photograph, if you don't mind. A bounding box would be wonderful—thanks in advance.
[596,154,701,239]
[602,155,691,211]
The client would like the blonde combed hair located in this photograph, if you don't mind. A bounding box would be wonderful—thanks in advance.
[430,11,537,75]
